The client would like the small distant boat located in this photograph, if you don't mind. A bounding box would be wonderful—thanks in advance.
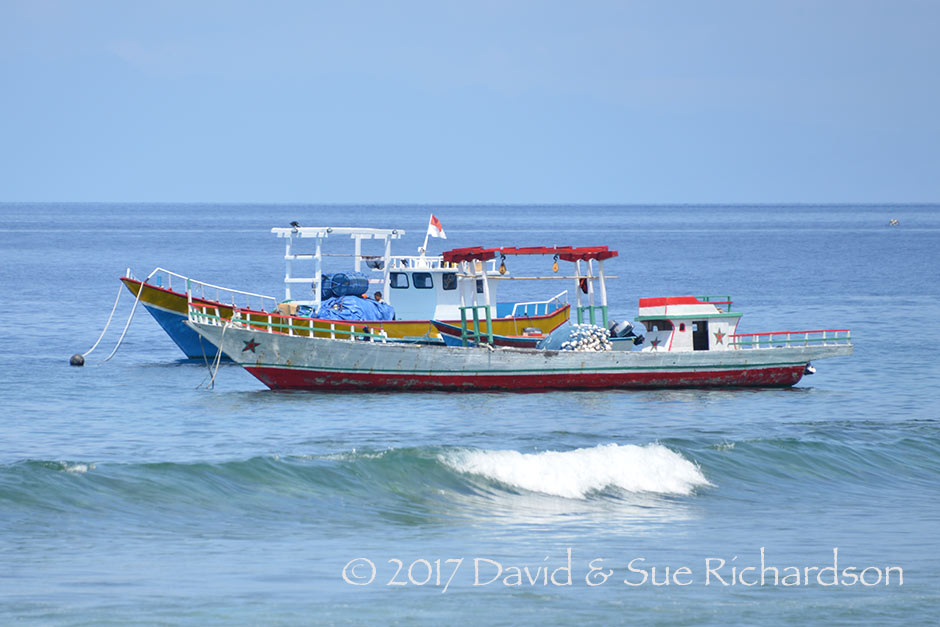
[889,219,900,226]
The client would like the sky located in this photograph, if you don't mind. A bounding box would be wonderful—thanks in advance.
[1,0,938,204]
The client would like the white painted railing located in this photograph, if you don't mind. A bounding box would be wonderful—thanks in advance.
[131,267,278,313]
[187,302,386,342]
[510,290,569,317]
[729,329,852,349]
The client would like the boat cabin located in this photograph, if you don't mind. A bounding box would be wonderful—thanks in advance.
[635,296,741,352]
[271,226,507,320]
[383,257,503,320]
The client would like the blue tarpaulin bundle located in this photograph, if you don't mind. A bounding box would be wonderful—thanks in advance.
[316,296,396,321]
[319,272,370,300]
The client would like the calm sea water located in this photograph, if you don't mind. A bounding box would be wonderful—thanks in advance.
[1,204,938,624]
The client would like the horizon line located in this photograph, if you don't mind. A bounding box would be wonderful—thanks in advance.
[0,201,937,207]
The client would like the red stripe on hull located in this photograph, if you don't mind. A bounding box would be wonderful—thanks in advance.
[244,365,806,391]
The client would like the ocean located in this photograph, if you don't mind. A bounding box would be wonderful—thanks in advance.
[1,204,937,624]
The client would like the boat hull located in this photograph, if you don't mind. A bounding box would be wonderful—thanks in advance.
[431,319,544,348]
[246,363,807,390]
[188,321,852,392]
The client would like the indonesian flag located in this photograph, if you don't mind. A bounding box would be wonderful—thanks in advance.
[427,214,446,239]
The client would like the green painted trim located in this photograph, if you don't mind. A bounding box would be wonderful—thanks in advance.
[459,304,493,344]
[694,295,732,311]
[485,306,494,343]
[577,305,608,327]
[459,306,468,346]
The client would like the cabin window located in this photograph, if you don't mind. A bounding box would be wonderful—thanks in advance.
[644,319,674,332]
[390,272,409,289]
[476,279,485,294]
[679,323,686,332]
[442,272,457,291]
[412,272,433,289]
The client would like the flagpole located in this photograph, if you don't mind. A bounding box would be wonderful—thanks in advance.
[421,215,432,255]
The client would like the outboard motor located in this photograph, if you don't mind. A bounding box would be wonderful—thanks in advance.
[608,319,636,339]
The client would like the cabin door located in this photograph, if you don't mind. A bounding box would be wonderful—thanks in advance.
[692,320,709,351]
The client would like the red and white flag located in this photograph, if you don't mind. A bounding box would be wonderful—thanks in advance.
[426,214,446,239]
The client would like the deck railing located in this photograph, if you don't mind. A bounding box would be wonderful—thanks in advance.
[188,303,387,342]
[388,254,449,270]
[729,329,851,349]
[458,304,494,346]
[134,267,278,313]
[510,290,569,317]
[696,295,733,311]
[576,304,608,327]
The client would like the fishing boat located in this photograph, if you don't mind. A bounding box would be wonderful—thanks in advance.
[184,245,852,391]
[432,319,545,348]
[119,224,569,359]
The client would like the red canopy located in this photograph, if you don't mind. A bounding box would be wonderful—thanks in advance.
[442,245,618,264]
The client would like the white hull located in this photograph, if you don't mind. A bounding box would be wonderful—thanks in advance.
[188,321,852,391]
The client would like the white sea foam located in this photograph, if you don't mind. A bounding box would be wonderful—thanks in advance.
[62,462,94,473]
[320,450,388,462]
[442,443,710,499]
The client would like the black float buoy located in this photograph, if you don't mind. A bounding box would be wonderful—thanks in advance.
[70,354,85,367]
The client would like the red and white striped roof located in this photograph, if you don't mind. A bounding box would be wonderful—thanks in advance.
[638,296,730,318]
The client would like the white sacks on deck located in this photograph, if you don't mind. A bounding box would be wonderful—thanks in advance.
[560,324,613,352]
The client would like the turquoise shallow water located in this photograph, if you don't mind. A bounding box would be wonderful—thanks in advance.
[1,204,938,624]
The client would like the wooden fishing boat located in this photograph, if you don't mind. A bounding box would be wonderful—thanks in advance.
[431,319,545,348]
[186,302,851,391]
[184,246,852,391]
[120,224,569,359]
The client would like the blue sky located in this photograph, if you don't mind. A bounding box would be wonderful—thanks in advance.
[1,0,937,203]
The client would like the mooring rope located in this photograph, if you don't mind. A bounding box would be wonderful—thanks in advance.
[100,274,149,363]
[206,323,230,390]
[195,334,215,388]
[82,283,123,357]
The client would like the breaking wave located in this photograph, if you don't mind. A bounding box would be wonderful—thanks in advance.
[0,444,709,523]
[442,443,711,498]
